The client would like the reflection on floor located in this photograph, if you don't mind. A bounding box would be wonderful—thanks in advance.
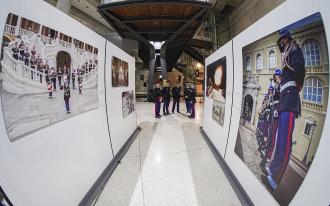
[94,100,241,206]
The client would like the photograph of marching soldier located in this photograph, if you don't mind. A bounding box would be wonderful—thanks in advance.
[206,56,227,126]
[234,13,329,205]
[162,80,171,116]
[172,81,182,114]
[0,13,99,141]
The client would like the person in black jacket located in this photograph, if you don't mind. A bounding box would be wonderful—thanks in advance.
[154,82,162,118]
[171,82,181,113]
[63,81,71,114]
[188,83,196,118]
[162,80,171,115]
[184,82,191,113]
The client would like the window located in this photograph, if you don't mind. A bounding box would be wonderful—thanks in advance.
[256,53,263,70]
[269,50,276,68]
[303,119,316,137]
[303,78,323,104]
[303,39,321,66]
[246,56,251,71]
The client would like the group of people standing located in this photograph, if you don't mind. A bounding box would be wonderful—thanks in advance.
[10,39,98,114]
[153,81,197,119]
[254,30,305,191]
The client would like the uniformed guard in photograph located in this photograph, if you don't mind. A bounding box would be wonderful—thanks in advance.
[188,82,196,119]
[72,69,76,89]
[264,30,305,190]
[78,71,83,94]
[12,42,19,60]
[154,82,162,118]
[171,81,182,113]
[63,81,71,114]
[261,69,282,170]
[162,80,171,115]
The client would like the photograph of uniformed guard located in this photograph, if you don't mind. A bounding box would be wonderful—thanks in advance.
[234,13,328,205]
[0,13,99,142]
[206,56,226,126]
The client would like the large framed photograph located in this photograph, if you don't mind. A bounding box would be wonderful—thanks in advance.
[112,56,128,87]
[234,13,328,205]
[206,56,226,126]
[0,13,99,141]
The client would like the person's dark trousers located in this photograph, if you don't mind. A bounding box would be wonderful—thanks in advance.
[64,98,70,112]
[24,59,29,66]
[163,99,170,114]
[155,100,161,117]
[58,76,62,87]
[185,99,190,113]
[269,111,295,185]
[172,99,179,113]
[72,78,75,89]
[52,79,56,90]
[189,102,195,118]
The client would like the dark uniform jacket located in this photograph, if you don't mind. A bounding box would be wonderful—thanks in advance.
[278,41,305,116]
[162,86,171,101]
[188,88,196,103]
[153,88,162,101]
[172,86,181,100]
[64,85,70,100]
[184,87,190,100]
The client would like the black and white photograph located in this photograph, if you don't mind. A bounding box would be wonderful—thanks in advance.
[0,13,99,141]
[234,13,328,205]
[122,91,135,118]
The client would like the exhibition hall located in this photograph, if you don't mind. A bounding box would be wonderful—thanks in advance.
[0,0,329,205]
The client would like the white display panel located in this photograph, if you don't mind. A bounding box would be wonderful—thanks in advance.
[0,0,135,205]
[105,41,137,156]
[224,0,330,205]
[203,41,234,157]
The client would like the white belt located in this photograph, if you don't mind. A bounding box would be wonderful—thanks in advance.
[272,100,279,105]
[280,81,296,93]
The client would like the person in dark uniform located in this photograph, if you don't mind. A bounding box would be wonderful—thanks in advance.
[24,47,30,66]
[31,46,36,57]
[18,41,25,61]
[184,82,191,113]
[63,81,71,114]
[30,55,36,80]
[261,69,282,170]
[162,81,171,115]
[154,82,162,118]
[78,71,83,94]
[58,67,63,88]
[188,83,196,118]
[264,30,305,190]
[51,67,57,91]
[171,82,181,113]
[12,42,19,60]
[71,69,76,89]
[46,73,53,98]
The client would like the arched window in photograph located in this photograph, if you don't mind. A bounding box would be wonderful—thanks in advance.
[303,78,323,104]
[246,56,251,71]
[268,50,276,68]
[303,39,321,66]
[256,53,263,70]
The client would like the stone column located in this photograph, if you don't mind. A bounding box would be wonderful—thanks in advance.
[56,0,72,14]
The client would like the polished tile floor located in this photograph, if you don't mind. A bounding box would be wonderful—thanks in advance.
[94,100,241,206]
